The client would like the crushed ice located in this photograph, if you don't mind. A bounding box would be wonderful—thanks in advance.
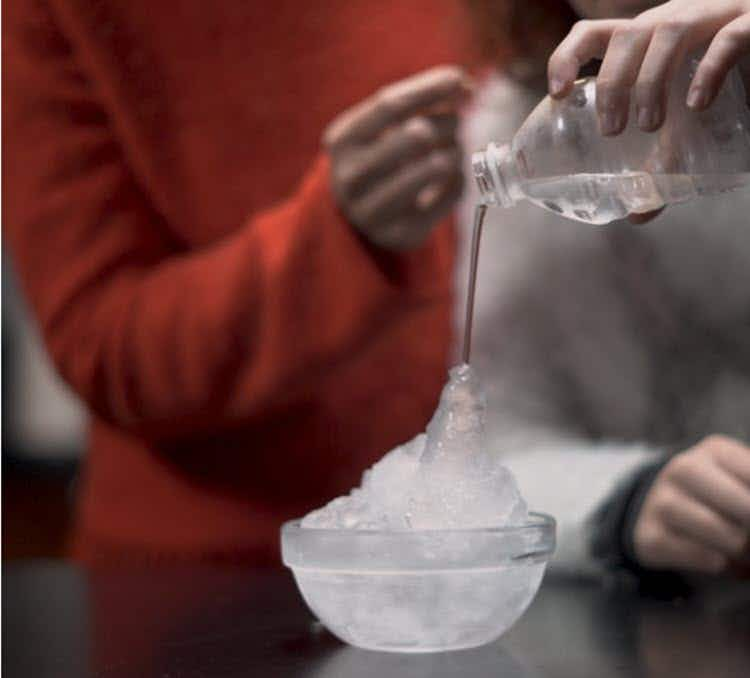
[302,364,528,530]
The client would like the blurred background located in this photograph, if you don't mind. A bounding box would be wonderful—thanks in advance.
[3,254,86,559]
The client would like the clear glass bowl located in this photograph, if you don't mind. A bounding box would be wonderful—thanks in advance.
[281,512,555,653]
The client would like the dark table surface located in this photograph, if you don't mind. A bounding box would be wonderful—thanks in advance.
[3,562,749,678]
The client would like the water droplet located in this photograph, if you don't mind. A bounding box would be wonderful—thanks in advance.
[571,88,587,108]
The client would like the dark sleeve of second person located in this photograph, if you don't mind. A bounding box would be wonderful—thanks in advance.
[3,0,454,441]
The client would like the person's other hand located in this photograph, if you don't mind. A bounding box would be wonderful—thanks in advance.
[633,435,750,574]
[548,0,750,136]
[324,66,471,251]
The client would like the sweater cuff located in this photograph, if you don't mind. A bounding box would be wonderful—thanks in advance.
[590,458,690,593]
[619,462,665,570]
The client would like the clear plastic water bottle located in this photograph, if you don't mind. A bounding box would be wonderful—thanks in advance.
[472,63,750,225]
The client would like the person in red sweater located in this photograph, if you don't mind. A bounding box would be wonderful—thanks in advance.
[3,0,471,564]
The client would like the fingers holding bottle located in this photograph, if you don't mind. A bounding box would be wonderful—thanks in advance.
[688,12,750,110]
[547,1,750,135]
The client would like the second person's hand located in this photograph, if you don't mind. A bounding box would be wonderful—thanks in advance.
[633,435,750,574]
[324,65,471,252]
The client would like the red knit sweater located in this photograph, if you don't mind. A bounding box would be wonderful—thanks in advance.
[4,0,468,563]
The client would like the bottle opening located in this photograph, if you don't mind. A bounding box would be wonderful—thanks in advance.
[472,152,499,206]
[472,143,517,208]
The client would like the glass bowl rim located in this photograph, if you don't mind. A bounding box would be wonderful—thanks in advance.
[281,512,556,571]
[282,511,555,539]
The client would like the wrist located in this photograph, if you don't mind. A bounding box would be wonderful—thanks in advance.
[590,459,668,572]
[620,464,665,569]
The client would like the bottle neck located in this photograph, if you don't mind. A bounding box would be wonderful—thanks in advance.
[472,142,522,208]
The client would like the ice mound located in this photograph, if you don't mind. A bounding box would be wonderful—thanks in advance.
[302,364,528,530]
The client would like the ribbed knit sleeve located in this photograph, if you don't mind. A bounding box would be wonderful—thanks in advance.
[4,0,451,440]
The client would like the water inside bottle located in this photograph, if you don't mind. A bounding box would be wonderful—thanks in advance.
[522,172,673,225]
[521,172,750,225]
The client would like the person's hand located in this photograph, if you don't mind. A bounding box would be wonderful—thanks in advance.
[548,1,750,136]
[633,435,750,574]
[324,66,471,251]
